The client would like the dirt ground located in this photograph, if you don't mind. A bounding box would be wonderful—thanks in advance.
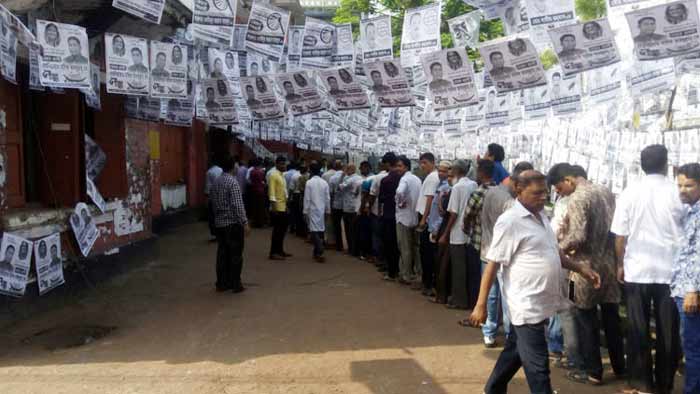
[0,222,633,394]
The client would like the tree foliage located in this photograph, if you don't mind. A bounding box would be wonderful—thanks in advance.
[575,0,607,22]
[539,48,559,70]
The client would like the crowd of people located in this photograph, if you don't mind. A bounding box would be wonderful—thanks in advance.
[205,143,698,394]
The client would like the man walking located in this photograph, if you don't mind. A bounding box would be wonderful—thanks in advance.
[417,153,441,293]
[304,163,330,263]
[268,156,292,260]
[211,157,250,293]
[395,155,422,285]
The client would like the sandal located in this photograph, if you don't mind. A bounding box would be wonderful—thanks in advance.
[457,319,473,327]
[566,370,602,386]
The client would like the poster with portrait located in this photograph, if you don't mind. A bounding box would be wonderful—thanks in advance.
[29,46,44,90]
[33,233,64,296]
[400,3,441,68]
[479,37,546,92]
[70,202,99,257]
[82,63,101,110]
[332,23,354,67]
[0,4,37,49]
[500,0,529,35]
[361,15,393,62]
[448,11,481,49]
[527,0,576,45]
[319,67,370,111]
[301,17,336,69]
[463,92,486,130]
[363,59,416,108]
[207,47,239,80]
[625,1,700,61]
[442,109,463,135]
[246,52,277,76]
[485,87,510,126]
[149,41,188,99]
[125,96,161,121]
[286,25,304,71]
[199,78,239,126]
[36,20,90,89]
[0,17,17,84]
[522,84,550,119]
[112,0,164,24]
[192,0,236,46]
[275,71,326,116]
[240,75,284,120]
[421,48,478,111]
[0,233,32,298]
[548,18,620,75]
[549,68,582,116]
[462,0,510,20]
[86,176,107,213]
[626,57,676,96]
[163,95,195,127]
[586,63,622,105]
[245,1,290,62]
[105,33,149,96]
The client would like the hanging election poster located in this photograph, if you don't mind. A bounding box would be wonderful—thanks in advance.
[361,15,393,63]
[479,37,546,93]
[200,78,239,126]
[191,0,236,46]
[364,59,416,108]
[0,4,37,48]
[246,52,277,76]
[400,3,441,68]
[626,57,676,96]
[86,176,107,213]
[607,0,651,10]
[37,20,90,89]
[626,0,700,61]
[421,48,478,112]
[240,75,284,120]
[245,1,290,62]
[164,83,195,126]
[34,233,64,296]
[0,19,17,84]
[85,134,106,181]
[550,68,582,116]
[549,18,620,75]
[208,47,239,79]
[105,33,149,96]
[463,91,486,130]
[301,17,336,69]
[276,71,326,116]
[83,63,102,111]
[526,0,576,45]
[287,26,304,71]
[442,109,463,135]
[29,46,43,90]
[522,84,550,119]
[319,67,370,110]
[70,203,99,257]
[500,0,529,35]
[0,233,32,298]
[233,24,247,51]
[463,0,512,20]
[676,51,700,74]
[587,63,622,105]
[125,96,161,121]
[149,41,188,99]
[333,23,354,67]
[485,88,510,127]
[112,0,164,24]
[448,11,481,49]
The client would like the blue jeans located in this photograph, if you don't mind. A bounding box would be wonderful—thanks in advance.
[547,315,563,354]
[482,261,511,339]
[676,297,700,394]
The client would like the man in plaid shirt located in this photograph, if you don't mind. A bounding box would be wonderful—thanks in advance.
[211,156,250,293]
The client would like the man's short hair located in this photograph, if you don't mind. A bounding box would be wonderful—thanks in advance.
[678,163,700,182]
[419,152,435,163]
[275,155,287,164]
[397,155,411,170]
[360,161,371,170]
[546,163,575,187]
[571,165,587,179]
[221,156,235,172]
[381,152,398,165]
[487,143,505,162]
[310,162,322,176]
[430,62,441,72]
[131,47,142,55]
[477,159,495,179]
[515,170,546,189]
[453,159,469,176]
[438,160,452,168]
[512,161,534,180]
[489,51,503,61]
[560,34,576,43]
[67,36,80,45]
[638,16,656,26]
[640,144,667,175]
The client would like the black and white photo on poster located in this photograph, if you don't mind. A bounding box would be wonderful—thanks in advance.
[549,18,620,75]
[86,175,107,213]
[125,96,161,121]
[463,90,486,130]
[400,3,441,68]
[149,41,188,99]
[462,0,512,20]
[418,102,442,134]
[442,109,464,135]
[479,37,546,92]
[0,16,17,84]
[85,134,106,181]
[245,0,290,62]
[37,20,90,88]
[164,95,195,127]
[70,203,99,257]
[360,15,393,63]
[34,233,64,295]
[421,48,478,111]
[319,67,370,111]
[364,59,416,108]
[332,23,354,67]
[192,0,236,46]
[240,75,284,120]
[0,4,37,48]
[200,78,239,126]
[625,0,700,61]
[448,11,481,49]
[500,0,529,35]
[526,0,576,45]
[626,57,675,96]
[0,233,32,298]
[246,52,277,76]
[286,26,304,71]
[83,63,102,110]
[112,0,164,24]
[105,33,149,95]
[586,63,622,105]
[208,47,239,79]
[29,45,44,90]
[301,17,336,69]
[230,77,251,122]
[549,67,582,116]
[521,83,550,119]
[485,87,510,127]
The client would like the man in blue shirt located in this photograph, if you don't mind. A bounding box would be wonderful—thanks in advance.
[485,143,509,185]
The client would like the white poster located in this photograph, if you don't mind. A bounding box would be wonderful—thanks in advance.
[626,1,700,61]
[301,17,336,69]
[0,4,38,48]
[626,57,676,96]
[485,88,510,127]
[164,95,195,127]
[550,68,582,116]
[34,233,64,296]
[37,20,90,89]
[463,92,486,130]
[463,0,510,20]
[549,18,621,75]
[333,23,354,67]
[240,75,284,120]
[83,63,102,111]
[29,46,43,91]
[149,41,188,99]
[361,15,393,62]
[70,203,99,257]
[105,33,149,96]
[246,52,277,76]
[587,63,622,105]
[125,96,161,121]
[0,233,32,298]
[400,3,441,68]
[276,71,326,116]
[200,78,239,126]
[112,0,164,24]
[448,11,481,49]
[522,84,550,119]
[287,25,304,71]
[442,109,463,135]
[527,0,576,45]
[0,18,17,84]
[86,176,107,213]
[114,205,144,236]
[675,51,700,74]
[479,37,547,92]
[208,47,239,79]
[500,0,529,35]
[319,67,370,111]
[421,48,478,111]
[364,59,416,108]
[192,0,236,46]
[245,1,290,62]
[607,0,650,9]
[85,134,106,181]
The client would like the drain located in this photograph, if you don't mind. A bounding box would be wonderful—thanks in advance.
[22,325,116,350]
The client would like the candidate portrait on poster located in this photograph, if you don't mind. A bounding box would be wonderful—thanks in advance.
[1,19,18,84]
[400,3,441,68]
[319,67,370,111]
[0,233,33,298]
[548,18,620,75]
[361,15,393,62]
[70,203,99,257]
[485,88,510,126]
[549,67,582,116]
[479,37,546,92]
[276,71,326,116]
[626,0,700,61]
[448,11,481,49]
[200,78,239,126]
[332,23,354,67]
[421,48,478,111]
[287,26,304,71]
[149,41,188,99]
[37,20,90,89]
[301,17,336,69]
[105,33,150,95]
[364,59,415,108]
[240,75,284,120]
[522,84,550,119]
[245,0,290,62]
[33,233,64,296]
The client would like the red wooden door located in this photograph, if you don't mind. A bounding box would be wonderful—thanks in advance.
[0,79,25,207]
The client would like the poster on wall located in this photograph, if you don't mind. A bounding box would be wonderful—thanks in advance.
[421,48,478,111]
[0,233,33,298]
[318,67,370,111]
[286,25,304,71]
[500,0,529,35]
[163,93,195,127]
[191,0,236,46]
[83,63,101,110]
[527,0,576,45]
[332,23,354,67]
[550,68,582,116]
[37,20,90,89]
[626,0,700,61]
[360,15,393,63]
[246,52,277,76]
[479,37,546,92]
[125,96,161,121]
[208,47,239,79]
[86,176,107,213]
[70,203,99,257]
[112,0,164,24]
[245,1,290,62]
[301,17,336,69]
[105,33,149,96]
[400,3,441,68]
[85,134,106,181]
[33,233,64,296]
[149,41,188,99]
[448,11,481,49]
[548,18,621,75]
[276,71,326,116]
[200,78,239,126]
[240,75,284,120]
[364,59,416,108]
[0,18,17,84]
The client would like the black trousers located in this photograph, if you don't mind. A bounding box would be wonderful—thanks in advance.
[575,303,626,380]
[269,211,289,256]
[625,283,681,394]
[310,231,324,257]
[466,244,482,310]
[381,217,400,278]
[485,321,553,394]
[419,228,436,290]
[215,224,244,290]
[293,194,307,237]
[343,212,358,256]
[331,208,344,251]
[207,199,216,236]
[357,214,373,258]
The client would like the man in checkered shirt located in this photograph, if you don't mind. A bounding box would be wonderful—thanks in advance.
[211,156,250,293]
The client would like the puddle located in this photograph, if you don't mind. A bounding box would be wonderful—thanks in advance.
[22,325,116,350]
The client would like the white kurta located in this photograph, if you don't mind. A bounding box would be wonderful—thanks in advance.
[304,175,331,232]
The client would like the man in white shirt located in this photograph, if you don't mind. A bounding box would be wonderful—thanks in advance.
[339,164,364,256]
[329,164,346,252]
[395,155,422,284]
[304,163,331,263]
[417,152,441,292]
[440,159,478,308]
[206,161,224,241]
[469,170,600,394]
[611,145,684,394]
[322,161,340,247]
[286,162,302,235]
